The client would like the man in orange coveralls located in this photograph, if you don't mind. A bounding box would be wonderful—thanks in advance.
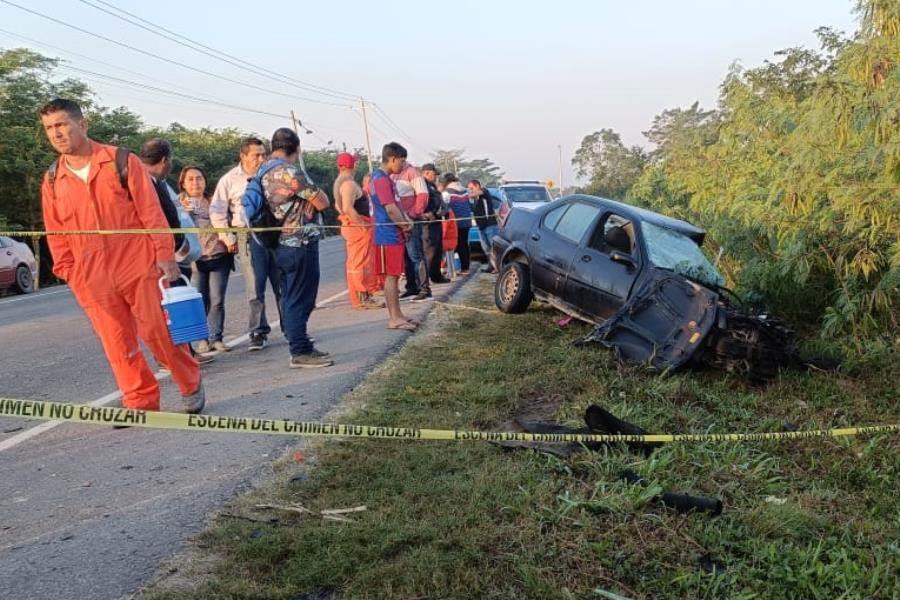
[39,99,204,414]
[333,153,381,309]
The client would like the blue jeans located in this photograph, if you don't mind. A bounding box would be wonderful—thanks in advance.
[404,223,427,294]
[479,225,499,267]
[243,234,282,337]
[274,241,319,356]
[192,254,232,342]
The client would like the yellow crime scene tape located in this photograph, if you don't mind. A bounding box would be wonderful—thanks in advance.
[0,216,474,238]
[1,398,898,444]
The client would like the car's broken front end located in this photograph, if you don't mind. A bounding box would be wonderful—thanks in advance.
[577,268,806,381]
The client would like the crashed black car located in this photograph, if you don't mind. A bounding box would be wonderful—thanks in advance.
[491,194,823,380]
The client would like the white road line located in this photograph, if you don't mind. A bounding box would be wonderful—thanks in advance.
[0,288,348,452]
[0,288,71,305]
[0,237,340,307]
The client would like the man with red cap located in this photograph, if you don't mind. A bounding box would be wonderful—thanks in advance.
[333,153,380,309]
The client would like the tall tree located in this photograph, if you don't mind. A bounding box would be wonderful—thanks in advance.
[431,148,505,185]
[571,128,647,199]
[627,1,899,340]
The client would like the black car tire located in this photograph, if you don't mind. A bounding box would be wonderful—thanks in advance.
[495,262,533,314]
[13,264,34,294]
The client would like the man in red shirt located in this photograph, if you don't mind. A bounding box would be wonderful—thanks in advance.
[391,163,430,301]
[368,143,415,330]
[40,99,203,413]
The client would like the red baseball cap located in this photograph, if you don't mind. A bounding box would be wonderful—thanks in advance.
[336,152,356,169]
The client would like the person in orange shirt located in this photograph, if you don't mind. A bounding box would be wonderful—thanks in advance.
[39,99,204,414]
[333,153,381,309]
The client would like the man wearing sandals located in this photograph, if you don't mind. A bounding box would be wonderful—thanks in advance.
[368,143,417,331]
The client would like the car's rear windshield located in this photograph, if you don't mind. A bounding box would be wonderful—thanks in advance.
[502,186,552,204]
[641,221,725,288]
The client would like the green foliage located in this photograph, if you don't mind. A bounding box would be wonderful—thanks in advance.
[149,280,900,599]
[0,47,349,281]
[572,128,648,199]
[431,148,504,185]
[627,2,899,342]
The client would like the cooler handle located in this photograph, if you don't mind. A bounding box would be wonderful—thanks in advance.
[158,275,192,296]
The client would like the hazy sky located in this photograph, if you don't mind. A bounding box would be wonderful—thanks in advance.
[1,0,858,184]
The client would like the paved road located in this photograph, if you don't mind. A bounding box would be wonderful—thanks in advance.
[0,237,459,600]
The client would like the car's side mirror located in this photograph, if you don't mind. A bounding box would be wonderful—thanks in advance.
[609,250,637,271]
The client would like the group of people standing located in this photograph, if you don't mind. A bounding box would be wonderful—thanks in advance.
[37,96,498,415]
[343,142,500,331]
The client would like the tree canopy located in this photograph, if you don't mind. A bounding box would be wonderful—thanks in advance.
[622,1,898,341]
[431,149,504,186]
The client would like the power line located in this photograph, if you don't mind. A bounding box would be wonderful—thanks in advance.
[370,103,417,143]
[76,0,359,102]
[57,64,290,120]
[88,0,359,102]
[0,27,233,106]
[369,103,435,156]
[0,0,351,108]
[0,27,351,142]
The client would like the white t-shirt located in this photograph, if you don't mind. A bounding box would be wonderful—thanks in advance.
[66,161,90,183]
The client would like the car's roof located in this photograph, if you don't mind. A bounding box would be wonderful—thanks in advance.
[557,194,707,244]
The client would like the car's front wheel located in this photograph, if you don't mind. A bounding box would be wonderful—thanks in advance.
[495,262,533,313]
[13,265,34,294]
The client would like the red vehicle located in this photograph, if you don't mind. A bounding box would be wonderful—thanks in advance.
[0,236,37,294]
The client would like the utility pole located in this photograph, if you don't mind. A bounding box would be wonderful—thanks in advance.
[290,109,307,170]
[557,144,564,198]
[359,98,374,174]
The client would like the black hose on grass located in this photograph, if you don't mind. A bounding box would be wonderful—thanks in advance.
[621,468,723,516]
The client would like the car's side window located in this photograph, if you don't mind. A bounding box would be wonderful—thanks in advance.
[552,203,602,243]
[541,204,569,231]
[588,213,635,255]
[0,237,10,248]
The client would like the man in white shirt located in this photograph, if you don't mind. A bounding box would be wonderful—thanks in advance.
[208,137,275,351]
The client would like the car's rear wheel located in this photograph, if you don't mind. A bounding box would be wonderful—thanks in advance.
[495,262,533,313]
[13,265,34,294]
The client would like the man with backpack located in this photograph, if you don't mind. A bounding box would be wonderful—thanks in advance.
[242,128,332,368]
[39,99,204,414]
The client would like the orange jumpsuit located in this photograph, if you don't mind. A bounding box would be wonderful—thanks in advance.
[42,141,200,411]
[339,214,378,306]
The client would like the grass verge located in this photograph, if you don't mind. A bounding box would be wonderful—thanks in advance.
[146,278,899,599]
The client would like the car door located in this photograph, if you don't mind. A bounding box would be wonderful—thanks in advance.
[565,213,642,321]
[0,237,15,287]
[528,201,602,298]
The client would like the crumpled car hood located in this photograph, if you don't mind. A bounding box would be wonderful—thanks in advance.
[578,270,719,372]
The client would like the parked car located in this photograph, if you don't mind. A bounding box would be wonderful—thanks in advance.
[497,181,554,213]
[468,183,553,258]
[0,236,37,294]
[491,194,824,380]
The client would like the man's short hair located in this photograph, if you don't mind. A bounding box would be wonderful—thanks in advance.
[271,128,300,155]
[139,138,172,165]
[381,142,408,163]
[442,173,459,185]
[39,98,84,120]
[469,179,482,188]
[421,163,439,174]
[240,136,265,154]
